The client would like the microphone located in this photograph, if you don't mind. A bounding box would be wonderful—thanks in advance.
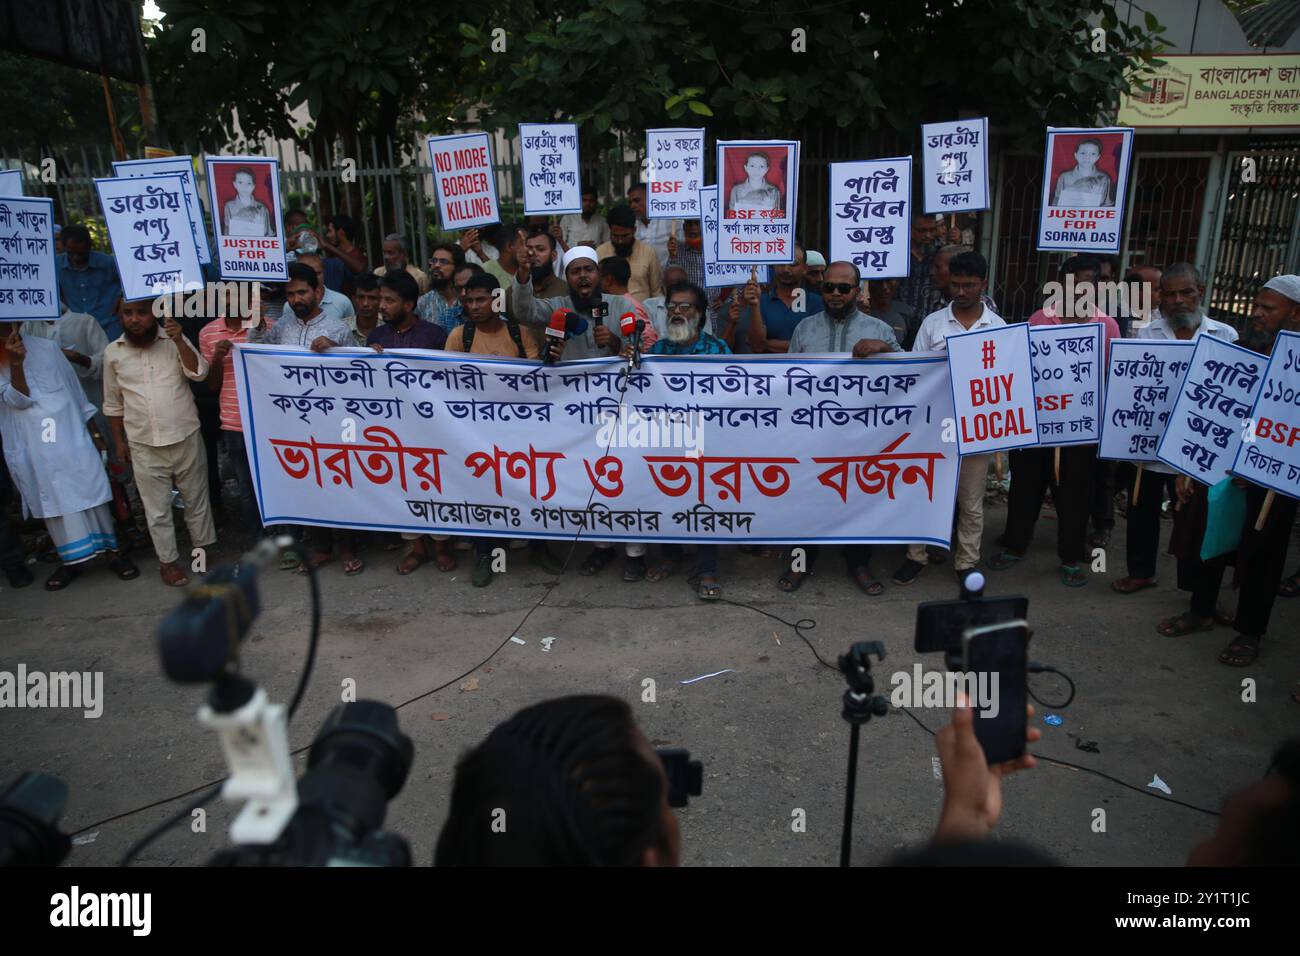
[619,312,642,369]
[545,308,569,365]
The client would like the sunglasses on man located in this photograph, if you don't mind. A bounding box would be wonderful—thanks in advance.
[821,282,857,295]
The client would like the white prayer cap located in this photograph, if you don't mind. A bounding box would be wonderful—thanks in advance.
[805,250,827,267]
[562,246,599,270]
[1262,274,1300,304]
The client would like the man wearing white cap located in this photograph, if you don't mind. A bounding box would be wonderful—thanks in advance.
[803,250,827,295]
[510,244,649,578]
[1157,274,1300,672]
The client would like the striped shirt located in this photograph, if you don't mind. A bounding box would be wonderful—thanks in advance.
[199,319,250,431]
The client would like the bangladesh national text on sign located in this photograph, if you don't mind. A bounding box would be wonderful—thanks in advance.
[233,347,961,546]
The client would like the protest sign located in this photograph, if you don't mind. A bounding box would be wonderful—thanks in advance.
[0,197,59,322]
[1157,335,1265,486]
[204,156,287,282]
[946,323,1039,455]
[828,158,911,280]
[699,185,765,289]
[518,123,581,216]
[645,129,705,220]
[1231,330,1300,501]
[95,174,203,301]
[234,348,960,546]
[1098,340,1194,463]
[921,118,989,214]
[113,155,212,264]
[0,170,22,196]
[715,140,798,264]
[426,132,499,230]
[1036,127,1134,255]
[1029,324,1102,446]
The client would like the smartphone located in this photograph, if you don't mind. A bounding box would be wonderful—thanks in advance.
[961,620,1030,766]
[914,594,1027,654]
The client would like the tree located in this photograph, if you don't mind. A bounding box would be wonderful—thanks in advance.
[453,0,1167,149]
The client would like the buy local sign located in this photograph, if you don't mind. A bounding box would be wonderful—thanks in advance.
[946,324,1040,456]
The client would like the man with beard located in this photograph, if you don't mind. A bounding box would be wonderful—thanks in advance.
[896,214,938,320]
[250,262,351,350]
[506,230,567,320]
[103,298,215,587]
[1,327,138,590]
[415,242,468,333]
[779,261,900,596]
[346,272,382,346]
[512,245,644,577]
[367,270,448,351]
[1156,275,1300,672]
[740,242,822,354]
[927,244,1000,317]
[597,204,662,301]
[665,220,707,291]
[295,253,357,329]
[1112,264,1238,598]
[375,233,430,295]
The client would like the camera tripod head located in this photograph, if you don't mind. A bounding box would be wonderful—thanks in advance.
[838,641,890,724]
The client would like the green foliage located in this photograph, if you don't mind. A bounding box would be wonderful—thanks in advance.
[0,52,137,155]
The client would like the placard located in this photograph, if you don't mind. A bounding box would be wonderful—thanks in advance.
[0,196,59,322]
[828,158,911,280]
[518,123,581,216]
[0,170,23,197]
[113,155,212,264]
[1036,127,1134,254]
[95,173,204,301]
[426,132,500,231]
[645,128,705,220]
[921,118,989,214]
[1230,330,1300,500]
[715,139,798,264]
[204,156,288,282]
[1029,323,1103,447]
[946,323,1040,455]
[699,185,765,289]
[1098,340,1194,463]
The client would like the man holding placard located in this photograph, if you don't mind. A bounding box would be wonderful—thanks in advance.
[895,251,1004,586]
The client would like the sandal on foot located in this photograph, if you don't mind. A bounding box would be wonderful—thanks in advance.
[986,551,1023,571]
[280,549,302,571]
[342,556,365,576]
[1157,612,1215,637]
[1111,576,1155,595]
[433,546,458,573]
[777,570,808,592]
[1218,634,1260,667]
[1060,564,1087,587]
[645,560,681,583]
[44,564,81,591]
[696,576,722,601]
[396,547,427,575]
[579,548,616,576]
[108,553,139,580]
[1279,572,1300,598]
[296,552,334,575]
[850,566,885,596]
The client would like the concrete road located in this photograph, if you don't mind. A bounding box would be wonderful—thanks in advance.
[2,498,1296,867]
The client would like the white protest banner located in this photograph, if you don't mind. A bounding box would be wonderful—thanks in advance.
[1231,330,1300,500]
[0,170,22,196]
[113,156,212,265]
[1037,127,1133,254]
[204,157,287,282]
[922,118,989,215]
[829,158,911,280]
[95,174,203,301]
[233,347,960,546]
[519,123,581,216]
[1157,335,1266,486]
[1029,323,1102,446]
[426,132,499,231]
[946,323,1039,455]
[699,186,765,290]
[0,197,59,323]
[715,140,798,264]
[646,128,705,220]
[1098,340,1194,463]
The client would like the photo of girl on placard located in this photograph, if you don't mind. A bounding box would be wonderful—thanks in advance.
[1047,132,1124,208]
[721,144,792,219]
[215,162,276,237]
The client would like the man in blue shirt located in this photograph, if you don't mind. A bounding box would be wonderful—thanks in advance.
[57,224,124,340]
[739,242,822,353]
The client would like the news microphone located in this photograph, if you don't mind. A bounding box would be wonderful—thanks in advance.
[545,308,568,365]
[619,312,638,368]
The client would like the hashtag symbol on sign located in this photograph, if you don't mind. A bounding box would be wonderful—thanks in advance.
[981,340,996,369]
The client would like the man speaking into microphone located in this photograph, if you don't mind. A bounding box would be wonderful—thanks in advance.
[512,245,635,362]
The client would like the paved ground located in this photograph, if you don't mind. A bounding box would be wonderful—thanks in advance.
[2,497,1297,867]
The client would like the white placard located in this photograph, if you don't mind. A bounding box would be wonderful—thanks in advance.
[1098,340,1194,463]
[1156,335,1266,486]
[426,132,499,230]
[1029,323,1103,446]
[715,139,798,264]
[204,156,288,282]
[946,323,1040,455]
[1232,330,1300,500]
[95,174,204,301]
[645,128,705,220]
[828,158,911,280]
[699,186,765,289]
[519,123,581,216]
[921,118,989,214]
[0,197,59,322]
[0,170,23,197]
[1036,127,1134,254]
[113,156,212,265]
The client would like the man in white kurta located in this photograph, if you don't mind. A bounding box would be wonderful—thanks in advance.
[20,308,109,407]
[0,329,138,589]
